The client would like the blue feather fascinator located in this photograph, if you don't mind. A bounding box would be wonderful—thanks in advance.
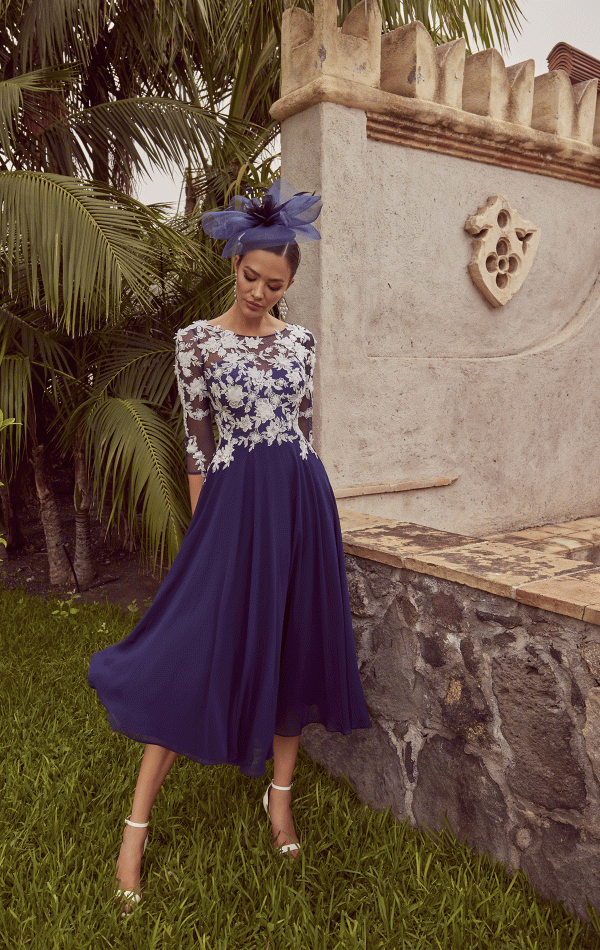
[201,178,322,258]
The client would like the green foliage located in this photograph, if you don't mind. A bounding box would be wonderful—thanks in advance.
[84,395,190,570]
[0,587,597,950]
[0,171,197,331]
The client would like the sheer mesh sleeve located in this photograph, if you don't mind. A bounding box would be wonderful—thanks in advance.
[174,326,216,475]
[298,331,315,445]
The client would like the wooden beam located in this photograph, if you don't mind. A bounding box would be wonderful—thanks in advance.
[333,476,459,499]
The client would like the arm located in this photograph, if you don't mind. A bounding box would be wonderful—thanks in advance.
[298,331,315,444]
[187,474,204,515]
[174,327,216,514]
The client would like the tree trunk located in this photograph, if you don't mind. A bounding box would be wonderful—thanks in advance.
[73,435,96,587]
[30,443,72,585]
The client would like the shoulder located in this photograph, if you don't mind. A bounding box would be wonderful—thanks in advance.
[174,320,212,349]
[286,323,316,348]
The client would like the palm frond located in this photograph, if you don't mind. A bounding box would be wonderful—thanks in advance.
[0,353,31,477]
[89,333,178,405]
[85,396,189,569]
[17,0,115,69]
[0,171,195,333]
[49,97,254,183]
[0,67,74,161]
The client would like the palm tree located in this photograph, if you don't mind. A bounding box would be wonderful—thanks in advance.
[0,0,524,579]
[0,1,251,581]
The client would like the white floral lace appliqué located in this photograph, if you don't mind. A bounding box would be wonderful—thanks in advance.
[174,323,316,476]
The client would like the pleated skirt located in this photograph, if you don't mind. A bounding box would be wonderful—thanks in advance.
[88,441,371,776]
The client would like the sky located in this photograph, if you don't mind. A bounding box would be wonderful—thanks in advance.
[137,0,600,209]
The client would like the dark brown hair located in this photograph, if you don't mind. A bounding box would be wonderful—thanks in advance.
[238,243,301,281]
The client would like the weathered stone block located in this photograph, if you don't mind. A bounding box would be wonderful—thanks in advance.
[431,590,464,630]
[463,49,534,125]
[380,21,465,108]
[363,599,422,719]
[419,634,446,668]
[412,735,510,863]
[347,572,374,616]
[493,655,586,809]
[531,71,598,143]
[281,0,382,97]
[300,719,408,819]
[583,641,600,682]
[583,687,600,785]
[441,676,493,746]
[520,817,600,919]
[362,560,401,599]
[460,637,479,676]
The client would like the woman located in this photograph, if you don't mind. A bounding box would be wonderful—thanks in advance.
[87,179,372,914]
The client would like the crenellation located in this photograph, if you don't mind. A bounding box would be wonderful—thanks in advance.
[505,62,536,126]
[434,39,466,111]
[594,95,600,148]
[280,0,381,98]
[462,49,534,126]
[275,1,600,184]
[531,70,598,144]
[380,21,465,109]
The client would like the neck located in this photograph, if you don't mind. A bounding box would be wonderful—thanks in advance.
[223,301,280,336]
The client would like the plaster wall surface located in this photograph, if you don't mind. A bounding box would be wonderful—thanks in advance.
[282,102,600,536]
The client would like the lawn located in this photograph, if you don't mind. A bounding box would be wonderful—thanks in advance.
[1,587,598,949]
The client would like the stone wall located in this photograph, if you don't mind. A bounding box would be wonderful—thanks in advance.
[302,549,600,919]
[273,0,600,536]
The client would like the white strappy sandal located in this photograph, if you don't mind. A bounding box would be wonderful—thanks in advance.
[115,815,149,916]
[262,782,301,856]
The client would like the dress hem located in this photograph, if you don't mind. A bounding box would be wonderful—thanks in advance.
[95,691,372,778]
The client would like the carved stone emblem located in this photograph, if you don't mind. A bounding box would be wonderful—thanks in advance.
[464,196,540,307]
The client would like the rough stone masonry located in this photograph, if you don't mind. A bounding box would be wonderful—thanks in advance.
[301,553,600,920]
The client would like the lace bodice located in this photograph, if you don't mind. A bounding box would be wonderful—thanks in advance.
[174,322,317,476]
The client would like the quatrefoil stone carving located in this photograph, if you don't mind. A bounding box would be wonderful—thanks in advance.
[464,196,540,307]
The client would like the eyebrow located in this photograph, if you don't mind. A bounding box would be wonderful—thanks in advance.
[244,265,284,284]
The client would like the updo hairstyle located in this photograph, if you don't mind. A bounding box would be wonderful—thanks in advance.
[237,243,301,281]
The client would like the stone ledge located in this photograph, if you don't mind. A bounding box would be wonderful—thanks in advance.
[338,507,600,625]
[272,56,600,189]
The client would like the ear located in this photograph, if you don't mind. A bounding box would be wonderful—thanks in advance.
[234,255,240,272]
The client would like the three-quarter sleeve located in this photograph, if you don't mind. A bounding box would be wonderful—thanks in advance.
[298,331,315,445]
[174,327,216,475]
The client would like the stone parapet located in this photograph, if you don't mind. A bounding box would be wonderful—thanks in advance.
[338,509,600,623]
[299,508,600,918]
[272,1,600,187]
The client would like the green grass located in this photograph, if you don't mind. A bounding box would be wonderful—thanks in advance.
[1,587,599,950]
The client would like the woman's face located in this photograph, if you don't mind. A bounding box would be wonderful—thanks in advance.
[233,249,294,318]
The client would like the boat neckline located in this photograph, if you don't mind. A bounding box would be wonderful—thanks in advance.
[206,323,290,339]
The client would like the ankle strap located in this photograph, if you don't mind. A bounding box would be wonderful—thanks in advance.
[125,815,149,828]
[271,782,292,791]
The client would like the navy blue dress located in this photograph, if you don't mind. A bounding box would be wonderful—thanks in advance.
[88,322,371,777]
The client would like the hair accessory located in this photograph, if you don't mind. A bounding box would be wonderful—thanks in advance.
[201,178,322,258]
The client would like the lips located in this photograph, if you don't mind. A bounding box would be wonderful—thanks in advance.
[246,300,262,310]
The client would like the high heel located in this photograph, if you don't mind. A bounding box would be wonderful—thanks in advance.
[262,782,301,856]
[115,815,149,916]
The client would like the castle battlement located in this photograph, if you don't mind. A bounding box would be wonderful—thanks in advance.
[272,0,600,187]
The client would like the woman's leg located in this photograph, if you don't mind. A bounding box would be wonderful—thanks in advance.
[116,743,178,906]
[267,733,301,859]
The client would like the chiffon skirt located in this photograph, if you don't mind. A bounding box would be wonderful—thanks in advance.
[87,440,372,776]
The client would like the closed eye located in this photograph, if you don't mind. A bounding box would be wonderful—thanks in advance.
[244,274,283,292]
